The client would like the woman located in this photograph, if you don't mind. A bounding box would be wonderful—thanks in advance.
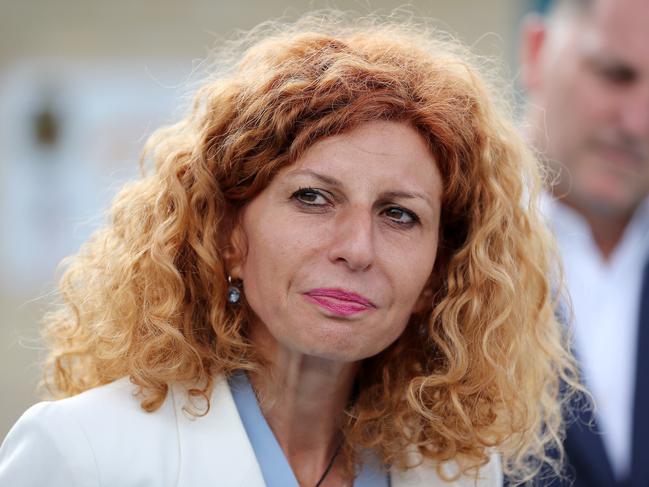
[0,13,579,487]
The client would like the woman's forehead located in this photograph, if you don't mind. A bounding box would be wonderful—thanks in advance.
[275,121,442,202]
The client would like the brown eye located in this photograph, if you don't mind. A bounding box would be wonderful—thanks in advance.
[383,206,419,225]
[588,58,638,86]
[601,66,636,85]
[292,188,329,206]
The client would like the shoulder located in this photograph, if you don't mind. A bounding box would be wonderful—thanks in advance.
[392,451,502,487]
[0,377,180,487]
[49,376,179,445]
[0,398,100,486]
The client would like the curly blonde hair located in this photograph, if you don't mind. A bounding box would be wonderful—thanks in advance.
[42,12,579,485]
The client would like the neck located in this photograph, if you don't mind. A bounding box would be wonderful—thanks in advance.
[584,214,630,260]
[249,323,358,486]
[557,196,635,260]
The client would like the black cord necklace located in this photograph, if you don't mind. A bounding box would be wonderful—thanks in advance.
[314,441,343,487]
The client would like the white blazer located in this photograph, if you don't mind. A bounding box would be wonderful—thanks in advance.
[0,376,501,486]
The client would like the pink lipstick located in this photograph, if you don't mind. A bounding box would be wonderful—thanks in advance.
[304,288,375,317]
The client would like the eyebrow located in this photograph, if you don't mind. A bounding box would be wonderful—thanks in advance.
[286,168,435,209]
[287,169,343,188]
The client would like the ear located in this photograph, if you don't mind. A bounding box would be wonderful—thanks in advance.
[520,13,548,93]
[222,214,248,281]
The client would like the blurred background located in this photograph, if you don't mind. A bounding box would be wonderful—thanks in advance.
[0,0,538,438]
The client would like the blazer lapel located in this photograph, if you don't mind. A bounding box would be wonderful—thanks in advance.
[563,402,616,487]
[629,260,649,487]
[171,377,266,487]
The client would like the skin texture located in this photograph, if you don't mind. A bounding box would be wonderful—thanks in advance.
[228,120,442,485]
[522,0,649,258]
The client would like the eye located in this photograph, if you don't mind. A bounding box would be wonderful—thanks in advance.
[383,206,419,226]
[291,187,330,206]
[600,66,636,85]
[589,59,637,86]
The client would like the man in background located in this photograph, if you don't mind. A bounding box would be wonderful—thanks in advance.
[520,0,649,485]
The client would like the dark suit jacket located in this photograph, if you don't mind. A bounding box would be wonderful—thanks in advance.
[545,261,649,487]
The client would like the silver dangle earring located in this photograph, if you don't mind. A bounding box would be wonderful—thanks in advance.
[227,276,241,305]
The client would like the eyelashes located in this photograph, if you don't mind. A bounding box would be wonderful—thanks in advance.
[290,187,421,227]
[292,187,330,207]
[383,207,419,225]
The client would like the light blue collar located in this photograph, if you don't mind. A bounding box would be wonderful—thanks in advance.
[229,371,390,487]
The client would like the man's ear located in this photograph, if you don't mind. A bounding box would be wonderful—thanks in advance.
[520,14,548,93]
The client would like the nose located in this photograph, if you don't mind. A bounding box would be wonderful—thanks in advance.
[327,205,375,272]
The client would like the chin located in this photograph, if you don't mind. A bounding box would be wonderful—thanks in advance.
[581,187,639,217]
[295,335,387,363]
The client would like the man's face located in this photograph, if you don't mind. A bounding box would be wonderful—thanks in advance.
[523,0,649,220]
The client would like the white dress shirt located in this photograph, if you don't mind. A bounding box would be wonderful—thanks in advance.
[543,195,649,481]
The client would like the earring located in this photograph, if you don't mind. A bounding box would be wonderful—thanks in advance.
[227,275,241,304]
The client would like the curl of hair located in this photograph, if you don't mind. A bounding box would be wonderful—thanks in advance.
[42,12,580,485]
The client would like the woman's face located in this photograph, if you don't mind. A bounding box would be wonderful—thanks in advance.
[231,120,442,362]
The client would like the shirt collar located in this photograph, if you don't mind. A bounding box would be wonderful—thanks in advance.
[541,192,649,267]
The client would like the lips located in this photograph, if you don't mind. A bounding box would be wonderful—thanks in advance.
[304,288,376,317]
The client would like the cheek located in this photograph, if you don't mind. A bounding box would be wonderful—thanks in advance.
[558,64,618,130]
[577,79,615,124]
[240,217,320,312]
[243,215,298,276]
[242,232,284,299]
[389,239,438,312]
[544,77,596,160]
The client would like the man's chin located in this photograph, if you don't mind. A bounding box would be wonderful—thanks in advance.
[578,190,642,221]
